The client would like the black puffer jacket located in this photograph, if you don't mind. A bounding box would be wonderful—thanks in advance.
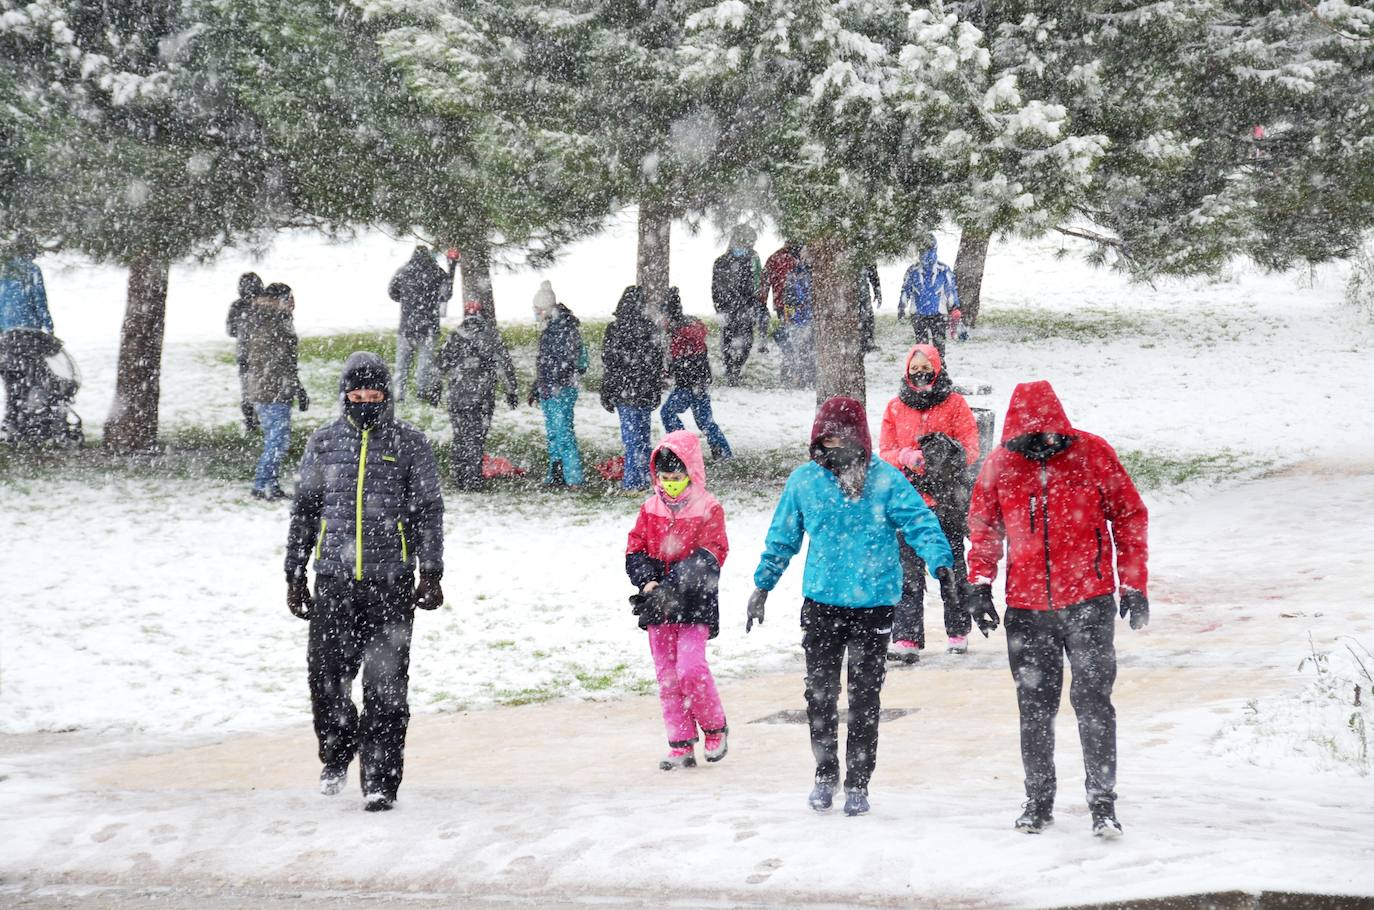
[438,314,517,414]
[388,249,453,338]
[286,353,444,585]
[600,287,664,410]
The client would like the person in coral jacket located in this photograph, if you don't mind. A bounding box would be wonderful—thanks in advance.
[965,380,1149,839]
[878,343,980,660]
[625,431,730,771]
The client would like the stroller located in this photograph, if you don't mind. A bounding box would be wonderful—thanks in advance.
[0,328,84,447]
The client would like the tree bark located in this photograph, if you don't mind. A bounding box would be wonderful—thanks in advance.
[810,237,865,406]
[458,239,496,322]
[954,228,991,329]
[104,255,170,451]
[636,202,671,324]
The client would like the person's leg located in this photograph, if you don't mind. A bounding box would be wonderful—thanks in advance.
[931,315,948,359]
[394,332,416,402]
[842,606,894,792]
[540,396,561,484]
[801,600,846,786]
[253,403,291,492]
[673,624,727,736]
[1005,607,1066,806]
[617,405,651,490]
[688,390,733,459]
[939,512,972,639]
[414,331,438,401]
[660,386,689,434]
[721,316,744,384]
[448,408,483,490]
[357,580,415,799]
[1064,595,1119,810]
[860,297,875,351]
[551,387,583,485]
[796,323,816,385]
[647,624,696,747]
[892,535,927,647]
[308,576,365,773]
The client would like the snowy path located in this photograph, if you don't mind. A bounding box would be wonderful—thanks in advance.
[3,463,1373,907]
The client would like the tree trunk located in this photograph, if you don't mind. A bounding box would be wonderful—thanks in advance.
[954,228,991,328]
[636,202,671,324]
[810,237,865,406]
[459,239,496,322]
[103,255,169,452]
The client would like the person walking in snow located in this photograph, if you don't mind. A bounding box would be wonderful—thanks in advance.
[241,282,308,500]
[760,239,801,323]
[437,298,518,492]
[226,272,264,433]
[625,431,731,770]
[0,236,54,437]
[965,380,1149,838]
[528,281,588,488]
[878,343,980,662]
[388,245,455,403]
[857,263,882,354]
[601,285,665,491]
[660,287,733,462]
[285,352,444,812]
[711,224,763,385]
[746,397,957,816]
[778,254,816,386]
[898,237,958,359]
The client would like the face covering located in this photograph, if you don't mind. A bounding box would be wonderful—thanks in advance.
[815,441,865,473]
[660,476,690,499]
[908,370,935,388]
[345,398,386,430]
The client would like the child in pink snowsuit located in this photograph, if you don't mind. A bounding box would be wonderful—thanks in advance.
[625,430,730,770]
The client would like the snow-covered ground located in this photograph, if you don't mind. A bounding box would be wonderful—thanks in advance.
[3,227,1373,906]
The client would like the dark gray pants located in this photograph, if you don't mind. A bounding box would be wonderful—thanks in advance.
[1005,596,1118,808]
[448,405,493,491]
[721,311,755,384]
[802,600,894,792]
[893,511,970,645]
[309,576,415,799]
[911,314,947,358]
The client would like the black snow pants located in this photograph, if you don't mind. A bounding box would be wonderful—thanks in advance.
[448,405,492,491]
[859,297,876,352]
[1004,595,1118,808]
[802,599,894,792]
[721,310,755,384]
[309,575,416,799]
[912,314,947,359]
[893,510,970,645]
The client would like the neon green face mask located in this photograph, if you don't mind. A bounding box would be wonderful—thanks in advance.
[660,476,690,499]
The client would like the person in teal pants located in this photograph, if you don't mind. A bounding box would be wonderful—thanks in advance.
[529,282,588,487]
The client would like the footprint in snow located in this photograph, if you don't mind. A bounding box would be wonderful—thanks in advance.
[91,823,126,843]
[746,857,783,884]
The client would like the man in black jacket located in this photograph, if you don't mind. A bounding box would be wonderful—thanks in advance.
[285,352,445,811]
[438,299,518,491]
[601,286,665,490]
[711,225,761,385]
[388,246,454,403]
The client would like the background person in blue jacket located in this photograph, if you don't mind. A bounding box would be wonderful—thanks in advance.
[746,396,959,817]
[0,236,55,435]
[898,236,959,359]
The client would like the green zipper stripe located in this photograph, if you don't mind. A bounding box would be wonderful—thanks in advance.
[398,520,408,563]
[355,429,369,581]
[315,518,327,560]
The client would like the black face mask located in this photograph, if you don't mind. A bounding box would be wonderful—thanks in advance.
[908,370,935,387]
[1006,432,1073,462]
[815,442,865,473]
[345,398,386,430]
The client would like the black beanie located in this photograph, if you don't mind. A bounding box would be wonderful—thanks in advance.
[655,447,686,475]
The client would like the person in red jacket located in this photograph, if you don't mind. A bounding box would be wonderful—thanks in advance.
[879,344,980,660]
[965,380,1149,839]
[625,430,730,770]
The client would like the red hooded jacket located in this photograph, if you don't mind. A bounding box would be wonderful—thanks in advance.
[878,344,979,506]
[967,381,1148,611]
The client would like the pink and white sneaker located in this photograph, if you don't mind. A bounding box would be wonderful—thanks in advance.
[887,639,921,664]
[703,727,729,763]
[659,745,697,771]
[947,635,968,654]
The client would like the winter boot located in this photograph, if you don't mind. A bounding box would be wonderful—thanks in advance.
[319,765,347,797]
[703,727,729,763]
[946,635,968,655]
[1014,799,1054,833]
[1091,802,1123,839]
[808,781,836,812]
[659,745,696,771]
[363,792,395,812]
[843,787,870,817]
[887,639,920,664]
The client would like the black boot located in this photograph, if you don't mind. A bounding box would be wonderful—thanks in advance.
[1091,801,1122,839]
[1015,799,1054,833]
[843,787,870,817]
[808,781,835,812]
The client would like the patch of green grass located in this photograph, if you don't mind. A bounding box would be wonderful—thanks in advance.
[975,308,1152,344]
[494,684,561,707]
[573,662,633,692]
[1117,448,1268,491]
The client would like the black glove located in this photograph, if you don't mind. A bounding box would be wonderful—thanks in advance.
[241,401,258,432]
[507,392,519,411]
[966,582,1000,637]
[1119,589,1149,630]
[287,578,312,621]
[415,573,444,610]
[296,387,310,412]
[746,588,768,632]
[936,566,961,621]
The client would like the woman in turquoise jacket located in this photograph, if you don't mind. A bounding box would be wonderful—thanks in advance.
[747,396,958,816]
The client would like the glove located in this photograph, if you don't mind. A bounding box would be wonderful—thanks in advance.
[241,401,258,432]
[898,447,925,472]
[287,578,312,621]
[1119,589,1149,630]
[296,387,310,412]
[507,392,519,411]
[746,588,768,632]
[415,573,444,610]
[446,247,461,263]
[600,393,616,414]
[936,566,961,620]
[966,582,1000,637]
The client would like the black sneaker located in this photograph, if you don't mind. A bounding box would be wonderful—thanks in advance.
[319,766,347,796]
[843,788,870,817]
[264,485,289,501]
[1091,804,1123,839]
[1014,799,1054,833]
[808,781,835,812]
[363,792,395,812]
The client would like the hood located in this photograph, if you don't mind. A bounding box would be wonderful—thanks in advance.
[614,285,645,320]
[810,396,872,457]
[903,343,942,384]
[650,430,707,494]
[921,247,937,272]
[1001,381,1073,442]
[533,280,557,313]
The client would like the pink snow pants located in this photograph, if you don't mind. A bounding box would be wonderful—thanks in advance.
[646,623,727,746]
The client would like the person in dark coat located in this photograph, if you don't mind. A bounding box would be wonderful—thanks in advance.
[966,380,1149,838]
[226,272,264,432]
[711,225,762,385]
[285,351,445,812]
[241,282,308,500]
[0,236,54,437]
[601,285,665,490]
[857,263,882,354]
[388,246,455,403]
[438,299,518,492]
[529,284,588,487]
[660,288,732,460]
